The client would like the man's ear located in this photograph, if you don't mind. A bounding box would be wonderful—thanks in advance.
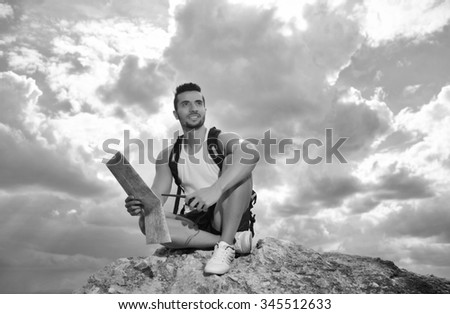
[173,110,179,120]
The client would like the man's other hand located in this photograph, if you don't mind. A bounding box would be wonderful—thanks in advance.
[185,184,222,212]
[125,195,144,216]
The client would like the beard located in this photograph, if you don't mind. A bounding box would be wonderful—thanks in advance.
[185,115,205,129]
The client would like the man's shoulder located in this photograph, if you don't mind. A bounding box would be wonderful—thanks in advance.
[217,130,241,144]
[156,145,174,165]
[210,126,239,139]
[214,130,242,155]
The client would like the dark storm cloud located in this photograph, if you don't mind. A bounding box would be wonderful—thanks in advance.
[347,196,380,214]
[0,129,106,196]
[0,197,146,260]
[98,55,174,114]
[0,191,151,293]
[277,171,364,217]
[337,24,450,114]
[301,173,363,207]
[0,71,106,196]
[373,166,434,201]
[164,0,363,138]
[378,195,450,241]
[332,93,393,154]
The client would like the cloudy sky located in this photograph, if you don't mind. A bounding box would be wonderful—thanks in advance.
[1,0,450,293]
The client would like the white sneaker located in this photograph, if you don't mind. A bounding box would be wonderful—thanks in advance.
[234,230,252,254]
[204,241,235,275]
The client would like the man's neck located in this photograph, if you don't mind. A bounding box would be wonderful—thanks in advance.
[183,125,207,151]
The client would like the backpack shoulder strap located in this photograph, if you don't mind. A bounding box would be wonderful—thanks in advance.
[207,126,224,170]
[169,135,184,214]
[168,135,183,187]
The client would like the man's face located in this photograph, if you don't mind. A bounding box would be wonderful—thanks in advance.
[173,91,206,129]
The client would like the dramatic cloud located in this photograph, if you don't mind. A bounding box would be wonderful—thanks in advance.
[337,25,450,113]
[7,46,46,74]
[1,0,450,294]
[98,56,174,113]
[0,2,13,19]
[336,192,450,278]
[0,71,42,130]
[360,0,450,46]
[0,71,106,196]
[332,87,394,154]
[356,85,450,193]
[0,191,152,293]
[380,196,450,242]
[164,0,364,138]
[372,166,434,201]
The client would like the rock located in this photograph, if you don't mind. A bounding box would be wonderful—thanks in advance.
[75,237,450,294]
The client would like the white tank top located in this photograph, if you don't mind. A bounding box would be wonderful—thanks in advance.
[177,131,220,194]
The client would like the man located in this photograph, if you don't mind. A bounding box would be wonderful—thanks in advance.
[125,83,259,275]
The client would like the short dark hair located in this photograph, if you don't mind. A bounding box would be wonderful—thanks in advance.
[173,82,205,110]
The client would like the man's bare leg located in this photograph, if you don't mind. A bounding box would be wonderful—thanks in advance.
[212,155,253,245]
[138,153,252,249]
[140,213,220,249]
[203,157,253,275]
[162,216,220,249]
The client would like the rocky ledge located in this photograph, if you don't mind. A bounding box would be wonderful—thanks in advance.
[76,237,450,294]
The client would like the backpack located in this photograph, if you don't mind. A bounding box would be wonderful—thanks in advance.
[168,127,257,235]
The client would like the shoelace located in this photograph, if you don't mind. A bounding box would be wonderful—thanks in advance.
[211,244,234,263]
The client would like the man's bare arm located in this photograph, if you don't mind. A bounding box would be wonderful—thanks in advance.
[185,132,259,211]
[214,132,260,193]
[151,147,173,206]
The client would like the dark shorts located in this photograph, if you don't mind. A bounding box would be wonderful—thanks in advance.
[177,205,252,235]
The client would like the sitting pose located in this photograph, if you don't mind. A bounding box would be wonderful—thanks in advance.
[125,82,259,275]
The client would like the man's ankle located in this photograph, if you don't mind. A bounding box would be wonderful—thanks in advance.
[220,239,234,246]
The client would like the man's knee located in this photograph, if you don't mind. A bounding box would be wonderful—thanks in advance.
[220,156,253,189]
